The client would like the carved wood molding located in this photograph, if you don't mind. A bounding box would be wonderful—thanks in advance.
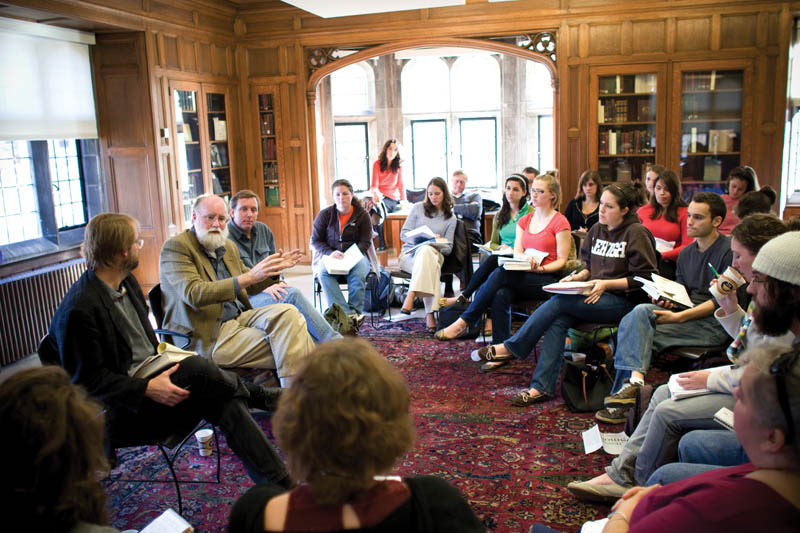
[517,32,557,64]
[307,47,340,74]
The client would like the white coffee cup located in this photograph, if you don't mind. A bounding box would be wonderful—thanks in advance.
[195,428,214,457]
[709,266,746,301]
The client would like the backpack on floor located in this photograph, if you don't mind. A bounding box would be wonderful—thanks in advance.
[323,303,356,336]
[363,267,394,315]
[436,301,482,339]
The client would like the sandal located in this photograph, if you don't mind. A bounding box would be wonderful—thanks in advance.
[434,322,468,341]
[510,390,550,407]
[470,345,513,363]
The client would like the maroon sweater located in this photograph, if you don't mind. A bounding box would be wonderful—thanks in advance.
[580,212,658,290]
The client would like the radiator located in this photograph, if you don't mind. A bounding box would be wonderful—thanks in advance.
[0,258,86,366]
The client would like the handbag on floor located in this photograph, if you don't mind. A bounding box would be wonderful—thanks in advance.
[436,301,482,339]
[561,340,615,413]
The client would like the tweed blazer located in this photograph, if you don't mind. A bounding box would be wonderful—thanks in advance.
[159,229,276,357]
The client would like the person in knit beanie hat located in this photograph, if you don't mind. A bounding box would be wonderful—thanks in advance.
[750,231,800,337]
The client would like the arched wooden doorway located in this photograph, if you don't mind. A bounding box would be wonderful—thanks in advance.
[304,36,560,213]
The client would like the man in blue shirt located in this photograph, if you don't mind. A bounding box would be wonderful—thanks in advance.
[228,190,342,342]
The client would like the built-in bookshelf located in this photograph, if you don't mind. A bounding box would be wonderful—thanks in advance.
[171,83,235,229]
[258,93,281,207]
[207,92,231,197]
[593,71,660,183]
[678,69,743,198]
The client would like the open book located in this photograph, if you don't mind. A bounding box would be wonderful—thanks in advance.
[141,508,193,533]
[474,242,513,256]
[654,237,675,253]
[321,244,364,275]
[129,342,196,379]
[405,225,437,243]
[634,273,695,308]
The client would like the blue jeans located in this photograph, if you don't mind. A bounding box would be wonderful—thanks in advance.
[606,384,736,486]
[645,429,747,486]
[461,254,500,298]
[611,303,732,393]
[503,292,635,396]
[460,266,555,344]
[317,256,371,315]
[250,285,341,344]
[645,463,721,486]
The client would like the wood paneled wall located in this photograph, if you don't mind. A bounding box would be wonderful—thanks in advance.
[4,0,798,276]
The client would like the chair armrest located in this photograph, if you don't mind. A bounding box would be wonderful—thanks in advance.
[154,329,191,350]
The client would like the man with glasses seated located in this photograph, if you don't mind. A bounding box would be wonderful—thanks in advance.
[159,195,314,387]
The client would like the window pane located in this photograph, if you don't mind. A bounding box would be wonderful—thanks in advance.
[538,115,555,171]
[331,64,374,116]
[411,120,448,188]
[451,54,501,112]
[334,123,370,191]
[526,61,554,112]
[48,139,86,229]
[402,58,450,114]
[0,140,41,245]
[459,118,497,188]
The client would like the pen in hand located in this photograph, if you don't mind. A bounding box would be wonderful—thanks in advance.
[707,262,720,279]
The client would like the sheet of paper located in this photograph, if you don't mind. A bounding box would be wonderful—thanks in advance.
[581,518,609,533]
[654,237,675,253]
[582,425,629,455]
[582,424,603,454]
[634,274,695,308]
[141,508,193,533]
[321,244,363,275]
[523,248,549,263]
[474,242,513,256]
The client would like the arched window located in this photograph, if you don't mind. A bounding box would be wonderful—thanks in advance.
[451,54,500,112]
[401,57,449,114]
[331,63,374,116]
[526,60,555,172]
[526,61,553,113]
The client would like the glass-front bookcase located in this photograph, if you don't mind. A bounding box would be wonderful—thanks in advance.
[590,66,665,184]
[678,70,743,199]
[258,92,281,208]
[171,83,235,228]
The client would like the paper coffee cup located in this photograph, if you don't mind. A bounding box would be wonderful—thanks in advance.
[195,428,213,457]
[709,267,745,300]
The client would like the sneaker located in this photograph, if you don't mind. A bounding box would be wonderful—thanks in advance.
[595,406,631,424]
[604,381,642,408]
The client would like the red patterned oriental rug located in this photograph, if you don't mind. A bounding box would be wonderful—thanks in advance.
[104,318,619,532]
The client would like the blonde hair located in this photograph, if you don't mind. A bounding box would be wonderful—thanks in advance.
[534,173,561,209]
[81,213,137,270]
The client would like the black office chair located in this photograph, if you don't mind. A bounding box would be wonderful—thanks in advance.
[37,334,220,515]
[405,188,426,203]
[148,283,191,349]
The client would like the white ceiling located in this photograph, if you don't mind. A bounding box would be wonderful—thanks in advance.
[280,1,466,19]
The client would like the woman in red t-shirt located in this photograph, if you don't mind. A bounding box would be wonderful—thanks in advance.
[434,174,572,344]
[636,169,691,279]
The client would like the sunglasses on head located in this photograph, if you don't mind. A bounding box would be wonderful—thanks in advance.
[770,350,799,444]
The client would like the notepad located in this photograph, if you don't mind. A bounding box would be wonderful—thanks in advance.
[321,244,364,275]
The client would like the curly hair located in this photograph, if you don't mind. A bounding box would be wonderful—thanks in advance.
[273,339,415,505]
[422,177,454,219]
[0,366,109,530]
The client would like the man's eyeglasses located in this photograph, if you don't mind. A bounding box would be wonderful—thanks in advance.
[769,350,799,444]
[202,214,229,225]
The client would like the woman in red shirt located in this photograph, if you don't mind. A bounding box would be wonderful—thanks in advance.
[434,173,572,345]
[636,169,691,279]
[370,139,405,213]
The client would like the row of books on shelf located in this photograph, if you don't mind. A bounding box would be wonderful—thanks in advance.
[261,138,277,160]
[258,94,274,112]
[680,128,737,154]
[598,98,653,123]
[210,144,229,168]
[263,162,279,184]
[599,129,655,155]
[683,70,741,91]
[598,158,650,183]
[260,113,275,136]
[599,73,657,95]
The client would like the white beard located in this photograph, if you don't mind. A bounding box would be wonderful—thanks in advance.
[196,225,229,252]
